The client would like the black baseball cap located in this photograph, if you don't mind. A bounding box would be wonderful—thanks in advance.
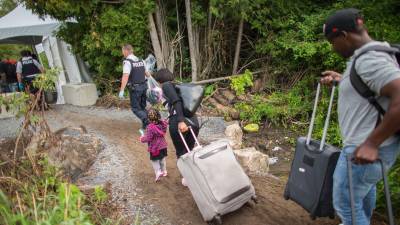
[323,8,365,40]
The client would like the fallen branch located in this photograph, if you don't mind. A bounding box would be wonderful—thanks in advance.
[193,74,242,85]
[208,98,240,119]
[0,176,24,186]
[14,88,43,160]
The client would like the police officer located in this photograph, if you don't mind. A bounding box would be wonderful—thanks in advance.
[119,44,151,131]
[16,50,44,93]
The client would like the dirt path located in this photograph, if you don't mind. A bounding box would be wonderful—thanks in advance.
[46,105,339,225]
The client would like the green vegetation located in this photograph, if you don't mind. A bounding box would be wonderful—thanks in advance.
[0,156,116,225]
[0,66,117,224]
[204,84,216,97]
[230,70,253,96]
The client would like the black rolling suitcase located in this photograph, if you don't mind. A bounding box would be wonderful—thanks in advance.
[284,82,340,219]
[347,155,396,225]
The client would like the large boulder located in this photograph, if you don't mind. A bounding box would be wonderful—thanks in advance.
[198,117,227,144]
[48,126,103,181]
[224,121,243,149]
[234,147,269,175]
[62,83,98,106]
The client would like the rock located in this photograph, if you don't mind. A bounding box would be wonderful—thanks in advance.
[224,121,243,149]
[233,147,269,174]
[198,117,226,144]
[243,123,259,133]
[268,157,279,165]
[54,125,88,137]
[47,127,104,181]
[272,146,282,152]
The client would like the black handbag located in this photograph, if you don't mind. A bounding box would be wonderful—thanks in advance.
[175,83,205,117]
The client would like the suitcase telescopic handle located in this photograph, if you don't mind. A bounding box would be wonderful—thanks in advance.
[347,155,395,225]
[306,82,337,151]
[178,126,202,153]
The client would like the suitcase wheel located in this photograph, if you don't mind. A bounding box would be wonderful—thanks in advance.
[246,200,256,209]
[283,185,290,200]
[251,195,259,204]
[283,194,290,200]
[208,215,222,225]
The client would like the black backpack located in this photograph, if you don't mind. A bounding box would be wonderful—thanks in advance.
[175,83,205,117]
[350,44,400,125]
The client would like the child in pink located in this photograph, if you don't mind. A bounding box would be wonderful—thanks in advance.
[140,108,168,182]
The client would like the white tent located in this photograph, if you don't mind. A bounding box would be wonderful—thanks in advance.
[0,5,92,104]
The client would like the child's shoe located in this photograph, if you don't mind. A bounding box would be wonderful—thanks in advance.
[181,178,187,187]
[155,170,163,182]
[162,170,168,177]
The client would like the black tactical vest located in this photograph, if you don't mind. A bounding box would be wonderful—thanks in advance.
[125,58,146,84]
[20,57,41,77]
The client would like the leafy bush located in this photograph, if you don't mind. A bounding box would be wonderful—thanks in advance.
[0,157,116,225]
[235,76,342,146]
[230,70,253,96]
[23,0,154,94]
[204,84,216,97]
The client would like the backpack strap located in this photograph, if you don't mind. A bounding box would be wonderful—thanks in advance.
[350,45,400,117]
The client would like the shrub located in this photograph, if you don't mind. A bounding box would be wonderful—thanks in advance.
[230,70,253,96]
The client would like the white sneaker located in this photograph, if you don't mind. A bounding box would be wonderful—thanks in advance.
[181,178,188,187]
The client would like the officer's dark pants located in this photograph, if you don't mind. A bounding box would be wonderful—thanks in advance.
[128,82,149,129]
[23,76,39,94]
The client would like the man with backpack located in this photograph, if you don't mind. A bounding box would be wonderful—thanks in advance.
[119,44,151,131]
[321,8,400,225]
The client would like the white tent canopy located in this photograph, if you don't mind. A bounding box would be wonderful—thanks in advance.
[0,5,93,104]
[0,5,61,45]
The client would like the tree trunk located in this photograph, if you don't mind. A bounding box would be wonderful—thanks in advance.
[148,13,165,69]
[185,0,198,82]
[155,0,168,63]
[232,18,244,75]
[176,0,183,80]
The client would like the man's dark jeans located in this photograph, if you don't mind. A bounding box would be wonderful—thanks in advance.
[128,82,149,129]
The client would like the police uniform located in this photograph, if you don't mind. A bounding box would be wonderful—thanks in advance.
[16,56,43,93]
[123,54,149,129]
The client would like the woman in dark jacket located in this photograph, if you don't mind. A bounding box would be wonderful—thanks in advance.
[153,69,199,186]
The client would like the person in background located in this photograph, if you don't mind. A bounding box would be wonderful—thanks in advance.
[16,50,44,93]
[321,8,400,225]
[140,108,168,182]
[2,59,18,92]
[152,68,200,187]
[119,44,151,132]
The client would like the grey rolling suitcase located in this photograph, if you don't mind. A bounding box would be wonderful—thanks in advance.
[284,83,341,219]
[177,128,257,224]
[347,156,395,225]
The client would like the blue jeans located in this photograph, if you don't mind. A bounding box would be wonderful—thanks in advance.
[333,140,400,225]
[128,82,149,129]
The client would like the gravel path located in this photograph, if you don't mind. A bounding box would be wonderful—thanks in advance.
[45,105,228,224]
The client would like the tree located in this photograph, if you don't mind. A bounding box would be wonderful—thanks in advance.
[0,0,16,17]
[148,0,177,72]
[0,0,25,60]
[185,0,198,81]
[22,0,154,93]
